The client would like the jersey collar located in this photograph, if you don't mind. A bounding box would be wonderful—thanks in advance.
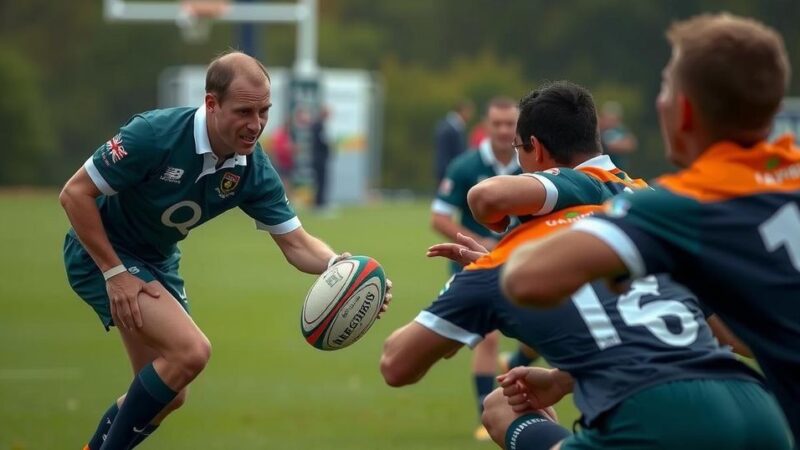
[193,106,247,182]
[479,138,520,175]
[575,154,616,171]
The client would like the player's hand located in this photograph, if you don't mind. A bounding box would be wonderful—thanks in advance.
[497,367,568,412]
[329,252,352,267]
[106,272,161,329]
[426,233,489,266]
[378,278,392,319]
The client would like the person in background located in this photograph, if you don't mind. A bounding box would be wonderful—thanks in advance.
[599,101,637,170]
[311,106,331,210]
[435,99,475,184]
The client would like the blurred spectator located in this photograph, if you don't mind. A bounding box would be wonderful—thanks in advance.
[311,106,331,209]
[271,120,295,196]
[434,99,475,184]
[599,101,638,170]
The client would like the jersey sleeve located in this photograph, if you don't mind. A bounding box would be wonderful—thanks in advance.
[431,160,469,215]
[240,152,300,235]
[571,189,702,279]
[525,168,606,215]
[414,270,499,348]
[84,116,164,195]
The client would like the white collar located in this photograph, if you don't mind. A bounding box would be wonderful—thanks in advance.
[193,106,247,181]
[479,138,519,175]
[574,154,617,171]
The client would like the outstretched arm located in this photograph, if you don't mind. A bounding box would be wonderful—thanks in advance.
[502,230,628,308]
[270,227,338,274]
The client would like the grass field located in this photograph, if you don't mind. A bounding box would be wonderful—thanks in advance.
[0,193,578,450]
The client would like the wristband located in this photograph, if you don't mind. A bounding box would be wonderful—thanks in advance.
[103,264,127,281]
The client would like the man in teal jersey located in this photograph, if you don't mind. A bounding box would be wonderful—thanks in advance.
[60,51,390,450]
[431,97,537,440]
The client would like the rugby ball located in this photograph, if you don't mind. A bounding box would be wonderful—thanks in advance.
[301,256,386,351]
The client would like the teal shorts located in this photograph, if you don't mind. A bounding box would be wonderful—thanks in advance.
[63,233,190,330]
[562,379,792,450]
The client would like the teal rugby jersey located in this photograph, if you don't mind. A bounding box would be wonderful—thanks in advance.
[432,141,521,238]
[79,106,298,262]
[521,154,644,219]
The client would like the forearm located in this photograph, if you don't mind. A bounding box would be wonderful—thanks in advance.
[59,186,121,272]
[551,368,575,397]
[274,228,336,274]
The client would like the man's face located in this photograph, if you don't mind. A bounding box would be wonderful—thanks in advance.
[208,76,272,156]
[656,50,687,167]
[487,106,519,152]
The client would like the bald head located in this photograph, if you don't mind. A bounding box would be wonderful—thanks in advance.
[206,51,270,103]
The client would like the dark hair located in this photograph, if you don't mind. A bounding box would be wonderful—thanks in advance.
[205,50,270,102]
[516,81,601,165]
[667,13,789,135]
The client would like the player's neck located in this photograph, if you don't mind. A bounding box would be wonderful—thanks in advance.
[207,132,236,164]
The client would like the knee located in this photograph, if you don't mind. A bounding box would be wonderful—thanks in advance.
[175,335,212,377]
[481,388,510,444]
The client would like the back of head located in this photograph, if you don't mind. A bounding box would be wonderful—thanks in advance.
[667,13,790,138]
[517,81,601,165]
[205,50,270,103]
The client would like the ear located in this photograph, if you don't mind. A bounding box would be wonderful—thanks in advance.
[678,93,693,132]
[205,93,218,113]
[531,135,546,163]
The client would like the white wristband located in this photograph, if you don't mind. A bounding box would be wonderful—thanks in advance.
[327,255,340,269]
[103,264,127,281]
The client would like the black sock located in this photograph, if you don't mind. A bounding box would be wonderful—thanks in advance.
[100,363,176,449]
[474,374,495,417]
[129,423,159,448]
[87,402,119,450]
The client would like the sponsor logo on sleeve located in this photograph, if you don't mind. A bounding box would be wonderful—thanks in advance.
[543,168,560,175]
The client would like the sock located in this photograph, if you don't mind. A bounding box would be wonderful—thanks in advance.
[100,363,177,449]
[508,349,538,368]
[505,413,572,450]
[474,374,495,417]
[129,423,159,448]
[86,402,119,450]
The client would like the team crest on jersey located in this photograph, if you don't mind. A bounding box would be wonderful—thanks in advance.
[105,134,128,164]
[216,172,240,199]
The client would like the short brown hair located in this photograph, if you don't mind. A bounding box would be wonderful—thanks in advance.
[667,13,790,134]
[486,96,518,112]
[205,50,270,102]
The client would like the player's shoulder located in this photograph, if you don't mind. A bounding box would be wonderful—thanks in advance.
[605,186,700,220]
[133,107,195,137]
[445,150,482,178]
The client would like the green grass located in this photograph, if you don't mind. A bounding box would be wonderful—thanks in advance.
[0,193,578,449]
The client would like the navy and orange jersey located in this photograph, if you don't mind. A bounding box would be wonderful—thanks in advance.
[575,135,800,440]
[415,205,761,426]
